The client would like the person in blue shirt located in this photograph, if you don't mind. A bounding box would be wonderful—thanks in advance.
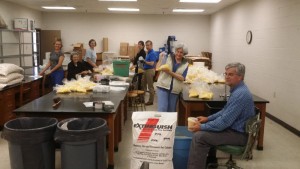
[156,43,189,112]
[187,62,255,169]
[84,39,97,71]
[141,40,157,105]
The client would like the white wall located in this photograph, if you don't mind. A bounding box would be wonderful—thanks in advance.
[210,0,300,130]
[0,1,42,66]
[0,1,42,29]
[41,13,211,55]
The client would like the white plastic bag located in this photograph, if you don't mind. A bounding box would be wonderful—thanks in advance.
[131,111,177,169]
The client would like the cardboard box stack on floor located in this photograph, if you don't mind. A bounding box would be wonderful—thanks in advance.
[120,42,140,61]
[127,46,135,61]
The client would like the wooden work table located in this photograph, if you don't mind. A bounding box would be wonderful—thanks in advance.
[178,84,269,150]
[14,87,128,169]
[0,76,41,128]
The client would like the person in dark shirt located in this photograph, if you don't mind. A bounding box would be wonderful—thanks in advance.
[131,40,146,90]
[67,52,90,80]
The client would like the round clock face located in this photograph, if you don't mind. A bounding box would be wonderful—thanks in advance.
[246,30,252,44]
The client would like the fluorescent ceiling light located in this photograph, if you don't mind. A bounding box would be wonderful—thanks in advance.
[180,0,221,3]
[108,8,139,12]
[173,9,204,13]
[99,0,137,1]
[42,6,76,10]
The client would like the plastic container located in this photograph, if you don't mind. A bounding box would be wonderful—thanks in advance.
[55,118,110,169]
[113,60,130,77]
[102,52,117,65]
[173,126,193,169]
[1,117,58,169]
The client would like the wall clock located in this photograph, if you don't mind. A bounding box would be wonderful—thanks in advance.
[246,30,252,44]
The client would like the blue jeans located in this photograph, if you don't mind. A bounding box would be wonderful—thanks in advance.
[157,87,179,112]
[50,69,64,86]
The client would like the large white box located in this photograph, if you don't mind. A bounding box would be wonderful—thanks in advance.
[14,18,28,30]
[14,18,35,31]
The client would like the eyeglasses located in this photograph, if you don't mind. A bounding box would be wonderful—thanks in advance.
[223,73,239,77]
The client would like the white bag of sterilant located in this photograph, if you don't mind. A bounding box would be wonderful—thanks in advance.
[131,111,177,169]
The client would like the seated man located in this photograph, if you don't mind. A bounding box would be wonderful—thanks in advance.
[187,62,255,169]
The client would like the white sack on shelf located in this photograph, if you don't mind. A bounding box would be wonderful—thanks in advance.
[0,73,24,84]
[0,63,24,76]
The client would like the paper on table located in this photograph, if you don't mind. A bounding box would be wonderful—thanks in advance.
[109,81,129,86]
[102,101,114,106]
[109,86,126,91]
[83,102,94,107]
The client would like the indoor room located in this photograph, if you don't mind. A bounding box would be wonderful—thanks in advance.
[0,0,299,169]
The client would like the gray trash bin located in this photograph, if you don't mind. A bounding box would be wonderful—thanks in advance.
[55,118,110,169]
[1,117,58,169]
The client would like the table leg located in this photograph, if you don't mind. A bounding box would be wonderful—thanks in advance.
[107,115,115,168]
[178,99,185,125]
[178,99,192,126]
[184,102,191,126]
[114,103,122,152]
[124,96,128,122]
[255,103,266,150]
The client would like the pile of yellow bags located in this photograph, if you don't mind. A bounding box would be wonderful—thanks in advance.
[56,78,96,94]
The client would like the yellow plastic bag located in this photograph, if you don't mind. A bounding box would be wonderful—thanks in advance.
[156,64,170,71]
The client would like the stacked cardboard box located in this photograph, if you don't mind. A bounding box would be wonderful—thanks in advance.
[96,52,102,66]
[120,42,128,56]
[127,46,135,61]
[103,38,108,52]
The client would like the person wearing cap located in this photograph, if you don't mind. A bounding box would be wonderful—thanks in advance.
[156,43,189,112]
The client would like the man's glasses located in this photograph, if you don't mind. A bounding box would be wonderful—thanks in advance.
[223,73,239,77]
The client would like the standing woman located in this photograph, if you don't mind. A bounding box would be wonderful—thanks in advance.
[39,39,65,85]
[84,39,97,71]
[156,43,189,112]
[132,41,146,90]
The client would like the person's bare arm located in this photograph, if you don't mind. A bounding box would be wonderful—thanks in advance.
[39,61,51,75]
[86,58,97,68]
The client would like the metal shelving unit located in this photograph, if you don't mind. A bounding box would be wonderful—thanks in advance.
[0,29,40,74]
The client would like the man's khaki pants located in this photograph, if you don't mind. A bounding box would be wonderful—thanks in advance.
[142,69,155,103]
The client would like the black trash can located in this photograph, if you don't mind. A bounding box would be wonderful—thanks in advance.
[1,117,58,169]
[55,118,109,169]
